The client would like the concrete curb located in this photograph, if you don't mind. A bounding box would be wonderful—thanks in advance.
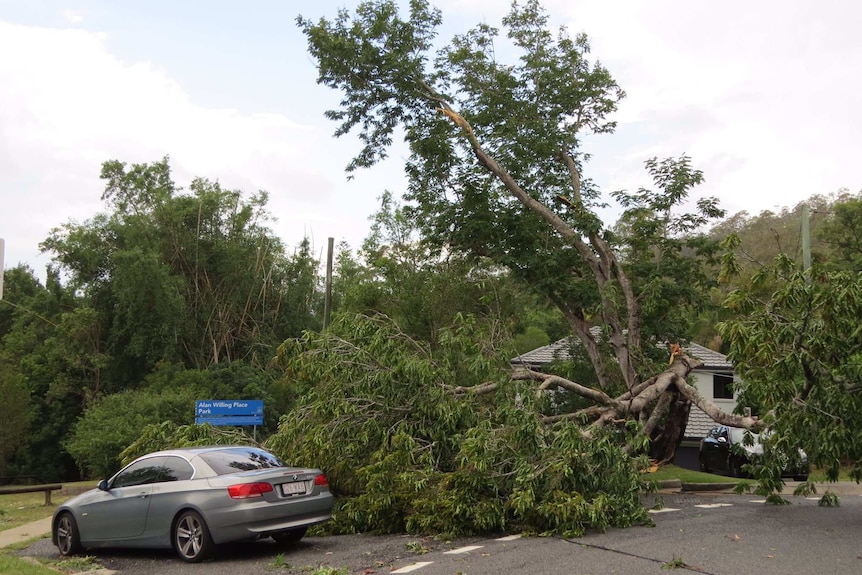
[681,481,737,492]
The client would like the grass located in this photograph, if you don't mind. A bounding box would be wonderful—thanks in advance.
[809,467,855,483]
[0,553,103,575]
[645,465,741,484]
[0,554,60,575]
[649,464,860,487]
[0,481,97,533]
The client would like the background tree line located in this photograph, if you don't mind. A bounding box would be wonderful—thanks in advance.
[1,157,860,529]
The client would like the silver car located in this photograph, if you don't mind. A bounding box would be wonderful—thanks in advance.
[51,446,333,562]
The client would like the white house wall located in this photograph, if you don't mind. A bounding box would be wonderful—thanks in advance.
[684,371,739,439]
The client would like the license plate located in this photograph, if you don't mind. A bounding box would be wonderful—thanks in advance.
[281,481,306,496]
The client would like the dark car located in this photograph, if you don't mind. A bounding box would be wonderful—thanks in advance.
[52,446,333,562]
[698,425,809,481]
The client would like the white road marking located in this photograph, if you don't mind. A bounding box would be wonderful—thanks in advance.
[391,561,434,573]
[648,507,680,514]
[444,545,484,554]
[750,499,767,503]
[495,534,522,541]
[694,503,733,509]
[805,497,820,500]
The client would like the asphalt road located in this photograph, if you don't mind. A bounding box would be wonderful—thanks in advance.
[18,491,862,574]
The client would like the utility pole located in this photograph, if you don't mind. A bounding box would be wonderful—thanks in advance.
[323,237,334,329]
[801,204,811,282]
[0,238,4,300]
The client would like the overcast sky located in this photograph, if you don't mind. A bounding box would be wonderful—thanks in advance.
[1,0,860,278]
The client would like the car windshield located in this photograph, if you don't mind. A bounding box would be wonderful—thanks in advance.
[728,427,760,445]
[198,448,287,475]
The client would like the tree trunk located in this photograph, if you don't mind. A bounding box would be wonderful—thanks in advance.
[648,392,691,465]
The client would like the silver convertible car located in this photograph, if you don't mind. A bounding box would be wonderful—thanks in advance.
[51,446,333,562]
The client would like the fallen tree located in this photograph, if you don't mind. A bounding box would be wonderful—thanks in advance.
[268,312,653,536]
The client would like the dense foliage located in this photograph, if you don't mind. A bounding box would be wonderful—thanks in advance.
[720,254,862,496]
[267,313,650,537]
[66,362,283,478]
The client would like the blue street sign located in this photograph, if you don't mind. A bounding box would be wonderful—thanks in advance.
[195,400,263,426]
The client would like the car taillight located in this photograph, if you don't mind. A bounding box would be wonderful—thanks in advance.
[228,482,274,499]
[314,474,328,487]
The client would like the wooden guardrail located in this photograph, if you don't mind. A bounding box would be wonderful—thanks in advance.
[0,484,63,505]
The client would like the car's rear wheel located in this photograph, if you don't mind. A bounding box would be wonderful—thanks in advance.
[56,512,83,556]
[272,527,307,545]
[698,454,711,473]
[173,510,214,563]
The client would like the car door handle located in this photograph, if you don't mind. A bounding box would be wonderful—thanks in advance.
[137,492,149,498]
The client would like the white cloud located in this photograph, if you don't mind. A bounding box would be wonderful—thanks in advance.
[59,10,84,24]
[0,21,383,275]
[437,0,862,217]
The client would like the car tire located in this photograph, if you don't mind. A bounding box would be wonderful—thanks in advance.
[272,527,308,545]
[698,455,711,473]
[173,510,214,563]
[56,512,83,557]
[729,457,746,478]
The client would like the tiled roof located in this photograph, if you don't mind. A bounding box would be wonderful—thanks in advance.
[685,406,718,439]
[510,337,733,371]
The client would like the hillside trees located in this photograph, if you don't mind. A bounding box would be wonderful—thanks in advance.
[817,193,862,271]
[297,0,748,455]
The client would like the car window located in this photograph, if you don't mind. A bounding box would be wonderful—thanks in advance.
[112,457,166,488]
[158,456,194,482]
[198,448,286,476]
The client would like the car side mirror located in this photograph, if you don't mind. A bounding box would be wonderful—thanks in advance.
[717,436,727,443]
[98,479,109,491]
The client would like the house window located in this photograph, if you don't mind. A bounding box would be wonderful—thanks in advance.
[713,373,735,400]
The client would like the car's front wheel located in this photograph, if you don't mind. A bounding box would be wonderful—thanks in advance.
[173,510,214,563]
[698,454,711,473]
[729,456,746,478]
[56,512,83,556]
[272,527,307,545]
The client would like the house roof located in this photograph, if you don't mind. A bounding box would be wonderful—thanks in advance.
[686,406,719,439]
[510,337,733,371]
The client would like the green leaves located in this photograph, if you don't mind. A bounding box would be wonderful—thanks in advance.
[267,313,648,537]
[297,0,442,173]
[719,262,862,495]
